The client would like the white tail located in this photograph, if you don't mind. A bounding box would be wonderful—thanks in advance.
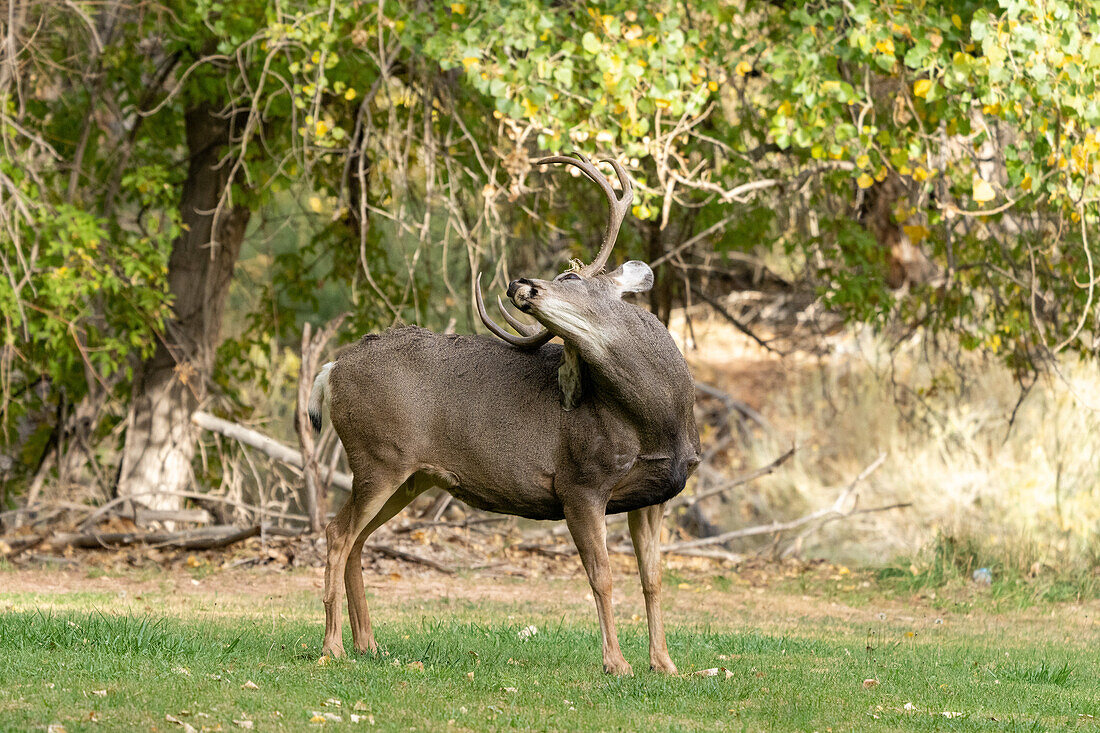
[308,362,334,431]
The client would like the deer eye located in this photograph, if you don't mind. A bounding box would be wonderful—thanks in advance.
[558,272,582,282]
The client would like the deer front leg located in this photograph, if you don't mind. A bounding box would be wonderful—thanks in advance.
[564,502,632,676]
[628,503,677,674]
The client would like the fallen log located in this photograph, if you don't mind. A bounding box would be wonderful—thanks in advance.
[0,534,47,559]
[46,525,294,551]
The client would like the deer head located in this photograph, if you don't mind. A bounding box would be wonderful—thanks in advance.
[474,154,634,349]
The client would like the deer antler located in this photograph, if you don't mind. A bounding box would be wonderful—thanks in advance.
[474,153,634,348]
[496,296,543,336]
[535,153,633,277]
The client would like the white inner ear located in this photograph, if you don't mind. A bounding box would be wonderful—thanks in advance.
[609,260,654,297]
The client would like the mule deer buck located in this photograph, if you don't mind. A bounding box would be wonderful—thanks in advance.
[308,154,700,674]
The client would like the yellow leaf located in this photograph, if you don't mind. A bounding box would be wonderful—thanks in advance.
[902,224,930,243]
[913,79,932,99]
[735,60,752,77]
[315,120,328,136]
[707,80,718,92]
[857,173,875,189]
[856,154,870,168]
[1021,174,1033,191]
[875,38,895,56]
[654,98,671,109]
[461,56,479,70]
[308,196,323,213]
[951,14,962,29]
[344,88,356,101]
[450,3,466,14]
[972,176,996,203]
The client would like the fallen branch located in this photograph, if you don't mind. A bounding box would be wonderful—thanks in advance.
[191,411,352,492]
[611,544,743,564]
[670,445,796,510]
[663,453,891,552]
[133,508,213,526]
[0,534,47,559]
[364,543,455,574]
[516,540,743,564]
[46,524,298,551]
[392,515,508,534]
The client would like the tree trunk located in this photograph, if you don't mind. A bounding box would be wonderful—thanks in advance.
[116,103,250,511]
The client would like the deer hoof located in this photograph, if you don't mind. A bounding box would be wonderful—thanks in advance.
[322,642,346,659]
[650,657,678,674]
[603,658,634,676]
[354,637,378,655]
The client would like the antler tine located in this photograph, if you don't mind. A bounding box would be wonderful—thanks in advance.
[536,153,634,277]
[496,296,543,337]
[474,272,553,348]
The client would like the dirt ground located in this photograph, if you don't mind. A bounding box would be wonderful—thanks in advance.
[4,549,1099,645]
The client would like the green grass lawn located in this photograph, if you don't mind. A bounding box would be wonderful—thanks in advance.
[1,567,1098,732]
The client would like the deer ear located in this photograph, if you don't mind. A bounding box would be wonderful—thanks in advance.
[607,261,654,296]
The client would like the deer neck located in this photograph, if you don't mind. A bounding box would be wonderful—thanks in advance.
[558,342,583,410]
[576,335,695,455]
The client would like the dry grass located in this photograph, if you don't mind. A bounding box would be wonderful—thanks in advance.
[673,307,1100,570]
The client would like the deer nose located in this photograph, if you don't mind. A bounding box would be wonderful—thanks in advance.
[507,278,533,299]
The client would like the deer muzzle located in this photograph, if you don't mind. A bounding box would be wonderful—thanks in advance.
[507,279,537,311]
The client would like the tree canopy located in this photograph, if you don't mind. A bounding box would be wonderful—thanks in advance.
[2,0,1098,504]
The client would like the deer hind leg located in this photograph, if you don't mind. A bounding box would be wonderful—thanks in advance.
[564,501,632,676]
[321,468,408,658]
[344,474,431,654]
[628,503,677,674]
